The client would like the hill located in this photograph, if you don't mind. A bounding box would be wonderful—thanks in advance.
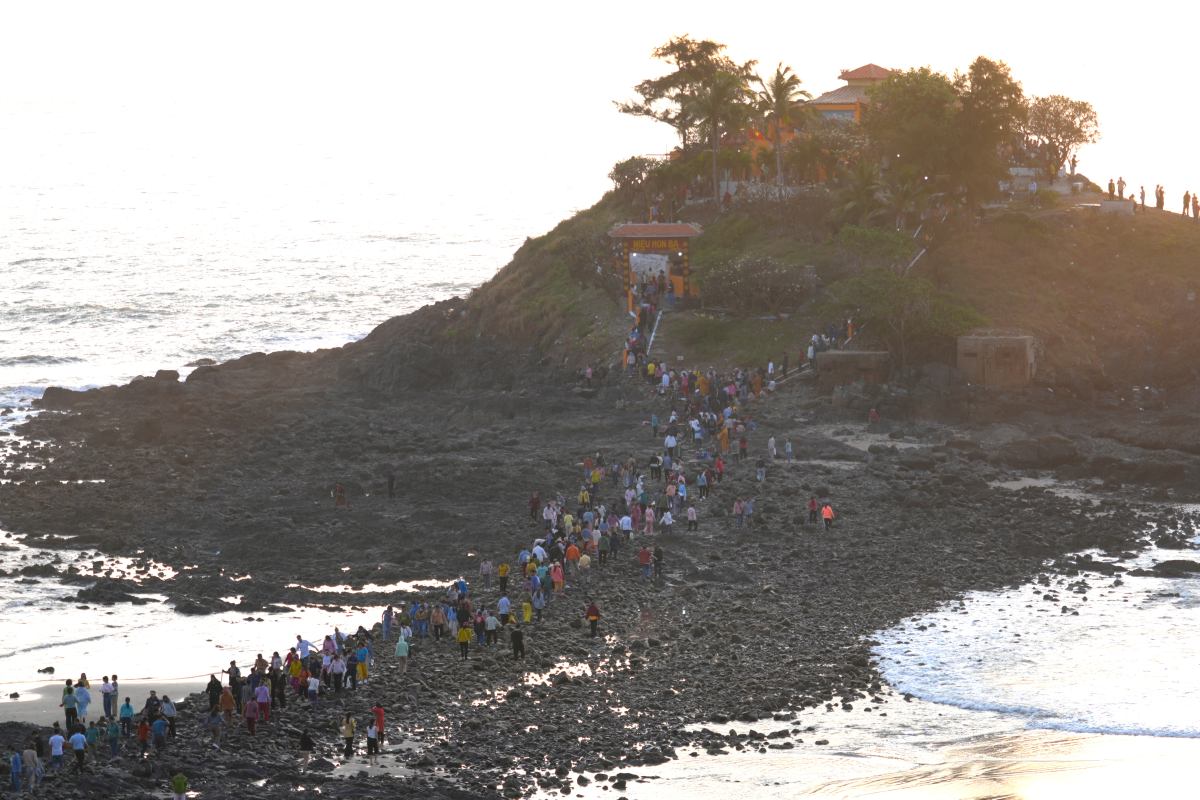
[928,208,1200,391]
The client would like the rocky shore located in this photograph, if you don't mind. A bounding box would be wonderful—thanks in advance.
[1,348,1199,798]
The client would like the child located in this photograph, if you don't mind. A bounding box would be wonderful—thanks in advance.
[119,698,134,737]
[366,721,379,762]
[136,719,150,756]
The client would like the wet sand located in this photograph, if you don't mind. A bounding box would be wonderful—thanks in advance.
[548,700,1200,800]
[0,679,204,726]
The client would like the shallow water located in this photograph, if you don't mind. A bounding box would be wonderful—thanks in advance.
[0,529,387,721]
[873,510,1200,739]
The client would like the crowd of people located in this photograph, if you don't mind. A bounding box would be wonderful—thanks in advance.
[11,347,848,795]
[1106,179,1200,218]
[9,673,187,791]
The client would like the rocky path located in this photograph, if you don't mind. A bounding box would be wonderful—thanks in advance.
[2,372,1198,798]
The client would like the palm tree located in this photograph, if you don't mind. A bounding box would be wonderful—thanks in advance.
[834,161,884,225]
[754,64,812,187]
[686,71,752,204]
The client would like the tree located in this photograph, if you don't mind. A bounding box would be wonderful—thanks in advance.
[686,70,754,203]
[753,63,812,187]
[825,269,985,367]
[953,57,1026,202]
[835,225,917,273]
[787,116,866,184]
[877,171,929,232]
[832,160,884,226]
[1025,95,1100,182]
[608,156,660,193]
[617,36,755,153]
[862,68,960,183]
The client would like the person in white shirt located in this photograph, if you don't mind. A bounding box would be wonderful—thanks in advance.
[99,677,116,719]
[296,635,315,659]
[48,732,65,771]
[366,722,379,762]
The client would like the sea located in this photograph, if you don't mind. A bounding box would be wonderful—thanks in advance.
[4,173,1200,796]
[0,173,584,720]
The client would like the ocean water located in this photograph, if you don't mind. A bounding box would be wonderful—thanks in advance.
[0,173,586,719]
[0,179,580,406]
[873,510,1200,740]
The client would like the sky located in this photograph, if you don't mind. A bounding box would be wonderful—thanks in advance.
[1,2,1195,230]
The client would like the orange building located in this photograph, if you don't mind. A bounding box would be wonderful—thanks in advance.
[808,64,893,122]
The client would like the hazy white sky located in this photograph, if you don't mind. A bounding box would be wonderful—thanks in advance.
[1,2,1194,220]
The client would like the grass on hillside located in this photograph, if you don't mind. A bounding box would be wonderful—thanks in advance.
[929,207,1200,381]
[653,312,814,369]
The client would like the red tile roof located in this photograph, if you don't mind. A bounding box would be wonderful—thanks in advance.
[608,223,704,239]
[839,64,893,81]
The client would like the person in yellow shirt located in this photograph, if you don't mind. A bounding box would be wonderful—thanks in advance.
[456,625,472,660]
[522,600,533,624]
[497,562,510,594]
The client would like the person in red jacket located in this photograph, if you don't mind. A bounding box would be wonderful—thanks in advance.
[638,546,652,579]
[371,702,385,746]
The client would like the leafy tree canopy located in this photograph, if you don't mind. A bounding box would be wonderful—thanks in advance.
[1025,95,1100,181]
[824,269,984,366]
[617,36,756,151]
[862,67,960,182]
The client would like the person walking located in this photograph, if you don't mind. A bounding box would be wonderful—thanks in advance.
[243,693,259,735]
[118,697,135,737]
[497,561,510,594]
[822,502,835,530]
[394,634,410,674]
[585,602,602,638]
[10,750,22,792]
[638,545,653,579]
[366,721,379,763]
[68,728,87,771]
[21,744,40,792]
[339,714,356,759]
[61,686,79,731]
[47,728,65,772]
[161,695,178,737]
[808,496,819,524]
[510,625,526,659]
[382,606,394,641]
[456,624,472,660]
[106,717,120,758]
